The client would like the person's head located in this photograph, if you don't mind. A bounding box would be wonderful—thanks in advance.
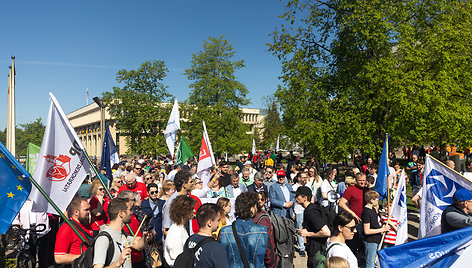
[446,160,455,170]
[355,172,367,188]
[90,179,105,197]
[326,256,350,268]
[345,176,356,187]
[161,180,176,197]
[219,161,229,174]
[143,173,153,184]
[147,183,159,201]
[196,203,221,233]
[235,192,258,219]
[116,190,136,208]
[108,198,132,224]
[241,168,250,181]
[294,186,313,207]
[133,164,143,175]
[298,172,308,185]
[254,172,264,188]
[412,154,418,162]
[257,191,268,211]
[276,170,287,184]
[453,189,472,213]
[393,161,400,171]
[193,177,204,190]
[174,170,194,193]
[244,161,252,169]
[68,198,90,225]
[324,168,336,181]
[217,197,231,216]
[366,176,375,188]
[309,167,317,177]
[333,211,356,239]
[367,157,373,165]
[113,175,124,190]
[369,164,378,175]
[231,174,240,188]
[170,195,196,225]
[364,190,380,206]
[125,173,137,189]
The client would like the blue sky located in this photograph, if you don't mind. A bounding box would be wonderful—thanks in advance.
[0,0,286,129]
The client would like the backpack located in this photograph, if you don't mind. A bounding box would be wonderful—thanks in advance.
[72,231,114,268]
[173,236,214,268]
[317,204,336,233]
[315,242,342,268]
[257,211,297,257]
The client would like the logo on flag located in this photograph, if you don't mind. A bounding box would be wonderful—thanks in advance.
[44,154,71,181]
[199,137,210,160]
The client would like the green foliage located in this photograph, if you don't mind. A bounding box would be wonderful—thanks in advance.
[269,0,472,161]
[103,60,173,156]
[261,95,283,149]
[184,36,251,155]
[16,118,45,157]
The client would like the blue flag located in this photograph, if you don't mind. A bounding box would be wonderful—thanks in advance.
[378,225,472,267]
[0,141,32,234]
[100,123,120,182]
[374,134,390,199]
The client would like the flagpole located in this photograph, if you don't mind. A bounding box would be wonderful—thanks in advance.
[377,133,390,260]
[27,175,88,245]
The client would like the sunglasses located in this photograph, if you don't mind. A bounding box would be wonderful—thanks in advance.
[149,191,158,195]
[116,181,123,183]
[98,188,105,191]
[344,225,356,232]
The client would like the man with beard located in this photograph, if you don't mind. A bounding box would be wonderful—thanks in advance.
[93,198,145,268]
[54,198,94,265]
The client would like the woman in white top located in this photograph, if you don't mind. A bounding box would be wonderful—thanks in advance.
[307,167,323,202]
[320,168,338,211]
[164,195,196,266]
[326,211,359,268]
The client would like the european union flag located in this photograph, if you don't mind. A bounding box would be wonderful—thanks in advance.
[0,141,32,234]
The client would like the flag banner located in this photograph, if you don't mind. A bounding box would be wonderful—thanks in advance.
[252,138,256,155]
[164,99,180,157]
[100,123,120,181]
[0,141,32,234]
[197,121,216,186]
[391,169,408,245]
[378,225,472,268]
[175,136,194,165]
[419,155,472,238]
[26,143,41,175]
[30,93,91,214]
[374,134,390,199]
[276,135,280,152]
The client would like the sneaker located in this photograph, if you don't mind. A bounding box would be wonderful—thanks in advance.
[299,251,306,257]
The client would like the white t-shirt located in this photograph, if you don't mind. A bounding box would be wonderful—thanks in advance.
[164,224,188,266]
[326,239,358,268]
[292,183,305,214]
[320,179,338,207]
[93,225,133,268]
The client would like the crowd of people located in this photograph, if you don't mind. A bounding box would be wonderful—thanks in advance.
[9,150,472,268]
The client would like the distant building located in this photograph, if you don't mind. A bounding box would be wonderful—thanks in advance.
[67,103,264,159]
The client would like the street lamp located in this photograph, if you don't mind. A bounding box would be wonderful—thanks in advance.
[93,97,105,159]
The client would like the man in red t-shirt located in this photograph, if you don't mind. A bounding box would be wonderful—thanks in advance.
[339,172,368,221]
[118,173,148,201]
[54,198,94,265]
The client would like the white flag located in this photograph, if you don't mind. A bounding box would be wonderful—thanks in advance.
[276,134,280,152]
[164,99,180,158]
[30,93,91,213]
[391,170,408,245]
[197,121,215,186]
[419,155,472,238]
[252,139,256,155]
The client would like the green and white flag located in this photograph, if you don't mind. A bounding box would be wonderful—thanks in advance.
[175,136,194,165]
[26,143,41,175]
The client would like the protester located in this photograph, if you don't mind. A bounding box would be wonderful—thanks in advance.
[362,190,390,268]
[159,179,175,201]
[253,192,278,268]
[164,195,196,266]
[142,183,165,241]
[339,172,368,222]
[219,191,268,268]
[77,176,92,199]
[269,170,295,218]
[54,198,93,265]
[263,166,276,190]
[239,167,255,187]
[184,203,230,268]
[213,197,232,239]
[292,172,308,256]
[326,256,350,268]
[294,186,331,268]
[191,177,213,198]
[441,188,472,233]
[89,180,109,230]
[118,173,148,201]
[92,198,145,268]
[247,172,269,194]
[225,174,248,198]
[109,174,124,197]
[307,167,322,201]
[320,168,339,212]
[326,211,359,268]
[207,172,231,198]
[219,160,232,187]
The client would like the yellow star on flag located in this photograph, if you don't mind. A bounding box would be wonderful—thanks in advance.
[7,192,14,198]
[0,153,4,158]
[17,185,23,191]
[17,176,23,181]
[11,164,16,169]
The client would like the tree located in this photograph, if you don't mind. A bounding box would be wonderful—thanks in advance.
[269,0,472,161]
[16,118,45,157]
[103,60,173,156]
[261,95,283,150]
[183,36,251,154]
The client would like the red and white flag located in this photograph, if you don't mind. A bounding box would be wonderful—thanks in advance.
[30,93,91,213]
[196,121,215,186]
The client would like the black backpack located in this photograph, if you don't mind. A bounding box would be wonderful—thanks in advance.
[72,231,114,268]
[256,210,297,257]
[173,236,214,268]
[317,204,336,233]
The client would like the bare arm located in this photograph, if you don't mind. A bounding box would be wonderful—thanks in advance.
[55,254,80,264]
[298,225,331,238]
[363,222,389,235]
[339,197,361,222]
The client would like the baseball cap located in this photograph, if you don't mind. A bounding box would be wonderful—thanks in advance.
[292,186,312,199]
[244,161,252,166]
[276,170,286,177]
[454,189,472,201]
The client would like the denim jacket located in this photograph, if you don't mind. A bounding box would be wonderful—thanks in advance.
[219,218,269,268]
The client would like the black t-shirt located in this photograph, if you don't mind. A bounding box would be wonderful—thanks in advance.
[303,203,328,255]
[186,234,229,268]
[361,206,382,243]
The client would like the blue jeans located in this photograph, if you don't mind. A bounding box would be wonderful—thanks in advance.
[295,213,305,251]
[364,241,379,268]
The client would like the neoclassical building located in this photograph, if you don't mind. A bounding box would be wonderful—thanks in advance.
[67,103,264,159]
